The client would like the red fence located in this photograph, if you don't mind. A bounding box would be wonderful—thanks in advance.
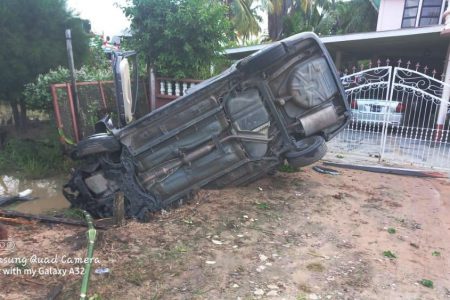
[52,77,201,145]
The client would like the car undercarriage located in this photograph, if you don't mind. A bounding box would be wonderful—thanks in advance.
[63,32,351,220]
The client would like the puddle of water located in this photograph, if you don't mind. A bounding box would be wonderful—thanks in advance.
[0,175,70,214]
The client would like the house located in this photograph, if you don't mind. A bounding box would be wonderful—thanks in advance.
[378,0,446,31]
[225,0,450,143]
[226,0,450,74]
[222,1,450,170]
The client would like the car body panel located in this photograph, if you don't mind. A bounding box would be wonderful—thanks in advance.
[351,99,403,125]
[64,32,351,220]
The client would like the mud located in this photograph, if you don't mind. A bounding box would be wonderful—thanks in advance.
[1,164,449,299]
[0,175,69,214]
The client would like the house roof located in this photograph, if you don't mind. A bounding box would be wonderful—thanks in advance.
[225,26,449,63]
[369,0,380,11]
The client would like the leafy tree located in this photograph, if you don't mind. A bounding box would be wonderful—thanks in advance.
[0,0,89,128]
[282,0,328,37]
[316,0,377,35]
[123,0,232,79]
[279,0,377,39]
[23,65,113,112]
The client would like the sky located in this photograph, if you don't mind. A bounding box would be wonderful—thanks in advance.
[67,0,130,37]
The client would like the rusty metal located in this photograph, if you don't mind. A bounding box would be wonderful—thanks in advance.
[98,81,107,110]
[66,82,80,143]
[50,84,65,144]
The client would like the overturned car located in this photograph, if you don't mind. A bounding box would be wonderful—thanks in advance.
[64,32,351,220]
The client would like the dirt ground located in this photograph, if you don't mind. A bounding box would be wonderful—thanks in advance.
[1,163,450,300]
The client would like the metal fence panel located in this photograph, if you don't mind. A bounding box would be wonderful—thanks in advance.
[330,65,450,170]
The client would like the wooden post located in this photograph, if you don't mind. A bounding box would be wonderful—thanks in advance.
[113,192,126,226]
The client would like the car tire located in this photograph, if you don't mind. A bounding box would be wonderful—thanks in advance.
[285,136,327,168]
[237,43,286,75]
[71,133,121,160]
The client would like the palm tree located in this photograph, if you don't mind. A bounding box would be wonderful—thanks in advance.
[266,0,291,41]
[225,0,262,42]
[266,0,332,41]
[273,0,376,40]
[336,0,377,33]
[316,0,377,35]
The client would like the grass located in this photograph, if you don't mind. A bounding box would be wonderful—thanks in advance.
[15,261,29,270]
[278,164,299,173]
[296,294,307,300]
[387,227,396,234]
[46,208,85,220]
[383,250,397,259]
[432,251,441,257]
[61,208,85,220]
[0,136,71,179]
[256,202,270,210]
[157,243,189,261]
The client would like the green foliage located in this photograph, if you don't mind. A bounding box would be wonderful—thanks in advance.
[123,0,233,79]
[0,137,70,179]
[419,279,434,288]
[15,261,29,270]
[85,36,112,71]
[0,0,90,100]
[432,251,441,257]
[278,164,299,173]
[382,250,397,259]
[229,0,262,41]
[315,0,377,35]
[281,0,377,38]
[23,65,112,111]
[387,227,396,234]
[282,1,328,37]
[62,208,85,220]
[256,202,270,210]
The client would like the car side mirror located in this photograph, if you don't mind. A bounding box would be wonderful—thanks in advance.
[113,51,138,128]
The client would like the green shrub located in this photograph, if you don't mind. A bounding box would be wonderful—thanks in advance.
[23,65,113,112]
[0,137,70,178]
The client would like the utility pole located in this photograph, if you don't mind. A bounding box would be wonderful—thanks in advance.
[65,29,80,139]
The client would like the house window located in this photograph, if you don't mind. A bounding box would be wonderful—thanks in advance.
[402,0,444,28]
[419,0,443,26]
[402,0,420,28]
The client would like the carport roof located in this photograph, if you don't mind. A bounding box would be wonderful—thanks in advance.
[225,26,450,62]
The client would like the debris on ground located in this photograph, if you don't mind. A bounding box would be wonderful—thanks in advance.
[312,165,340,175]
[419,279,434,288]
[0,189,33,207]
[323,161,448,178]
[2,167,449,299]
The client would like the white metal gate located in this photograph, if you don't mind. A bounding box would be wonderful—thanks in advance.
[330,65,450,170]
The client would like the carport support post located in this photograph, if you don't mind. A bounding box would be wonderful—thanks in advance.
[436,11,450,142]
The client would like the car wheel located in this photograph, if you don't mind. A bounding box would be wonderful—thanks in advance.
[71,133,121,160]
[285,136,327,168]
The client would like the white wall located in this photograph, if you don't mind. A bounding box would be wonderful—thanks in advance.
[377,0,406,31]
